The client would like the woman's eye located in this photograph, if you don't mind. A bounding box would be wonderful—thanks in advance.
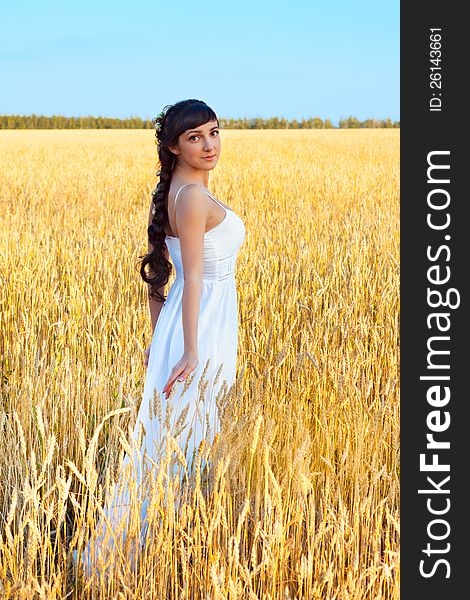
[189,131,218,141]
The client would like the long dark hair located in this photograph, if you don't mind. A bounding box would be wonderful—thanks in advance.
[138,99,219,303]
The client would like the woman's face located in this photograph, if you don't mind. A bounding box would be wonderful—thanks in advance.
[170,119,221,171]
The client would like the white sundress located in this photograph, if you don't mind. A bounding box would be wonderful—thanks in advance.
[75,183,246,577]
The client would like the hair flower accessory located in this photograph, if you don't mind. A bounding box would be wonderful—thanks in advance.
[153,110,165,134]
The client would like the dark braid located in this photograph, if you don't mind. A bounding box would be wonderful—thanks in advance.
[138,99,219,303]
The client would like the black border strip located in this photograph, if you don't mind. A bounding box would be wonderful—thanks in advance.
[401,2,467,596]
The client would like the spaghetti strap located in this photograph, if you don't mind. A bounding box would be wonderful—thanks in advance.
[174,184,230,212]
[203,189,227,211]
[174,184,193,206]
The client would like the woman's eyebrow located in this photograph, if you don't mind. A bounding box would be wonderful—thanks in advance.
[187,126,219,135]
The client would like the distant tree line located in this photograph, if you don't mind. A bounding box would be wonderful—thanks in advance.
[0,115,150,129]
[0,114,400,129]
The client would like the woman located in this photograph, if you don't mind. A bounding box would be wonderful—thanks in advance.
[139,98,246,472]
[76,99,245,577]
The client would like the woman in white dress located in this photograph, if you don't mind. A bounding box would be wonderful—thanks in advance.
[75,99,245,577]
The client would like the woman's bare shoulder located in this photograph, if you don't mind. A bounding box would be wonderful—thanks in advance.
[171,182,207,204]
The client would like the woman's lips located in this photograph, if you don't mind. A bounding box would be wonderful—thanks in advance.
[202,155,216,160]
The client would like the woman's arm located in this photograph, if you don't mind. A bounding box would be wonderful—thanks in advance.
[161,185,208,397]
[147,202,169,334]
[174,186,208,352]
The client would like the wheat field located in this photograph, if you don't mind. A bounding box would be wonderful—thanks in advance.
[0,129,399,599]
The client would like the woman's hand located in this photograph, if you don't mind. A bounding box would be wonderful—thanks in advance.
[144,344,151,368]
[162,350,199,399]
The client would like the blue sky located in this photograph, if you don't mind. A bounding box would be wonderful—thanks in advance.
[1,0,399,124]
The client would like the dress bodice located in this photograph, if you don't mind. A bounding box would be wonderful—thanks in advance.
[165,185,246,281]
